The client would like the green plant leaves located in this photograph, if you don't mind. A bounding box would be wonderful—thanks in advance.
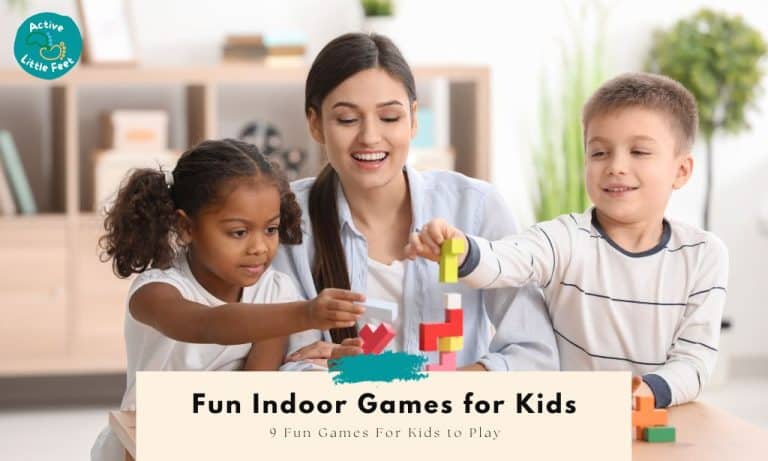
[533,1,608,221]
[646,9,767,139]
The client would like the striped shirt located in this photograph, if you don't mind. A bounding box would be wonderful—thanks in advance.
[462,208,729,407]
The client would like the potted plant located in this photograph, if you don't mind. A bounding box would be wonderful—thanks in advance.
[646,9,767,230]
[647,9,767,386]
[360,0,395,35]
[533,1,609,221]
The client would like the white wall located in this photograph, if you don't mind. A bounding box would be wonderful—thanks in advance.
[2,0,766,359]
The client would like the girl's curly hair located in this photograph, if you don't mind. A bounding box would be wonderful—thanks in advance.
[99,138,302,278]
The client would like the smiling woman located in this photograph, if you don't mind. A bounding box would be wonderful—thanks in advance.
[274,32,559,372]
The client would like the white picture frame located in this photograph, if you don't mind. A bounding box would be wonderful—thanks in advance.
[77,0,137,65]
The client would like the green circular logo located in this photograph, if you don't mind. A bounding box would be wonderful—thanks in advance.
[14,12,82,80]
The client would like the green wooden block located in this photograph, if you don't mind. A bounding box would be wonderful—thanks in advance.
[644,426,676,443]
[441,237,465,256]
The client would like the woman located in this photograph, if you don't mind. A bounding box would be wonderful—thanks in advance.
[274,32,558,371]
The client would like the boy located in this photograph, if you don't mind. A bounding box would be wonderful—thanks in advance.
[405,72,728,408]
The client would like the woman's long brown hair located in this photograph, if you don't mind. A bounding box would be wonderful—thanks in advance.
[305,33,416,343]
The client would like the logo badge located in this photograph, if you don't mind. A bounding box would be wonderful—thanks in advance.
[14,12,82,80]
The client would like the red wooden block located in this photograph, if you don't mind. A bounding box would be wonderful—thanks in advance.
[359,323,396,355]
[419,309,464,351]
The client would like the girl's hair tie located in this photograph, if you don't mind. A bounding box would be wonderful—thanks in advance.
[163,169,174,188]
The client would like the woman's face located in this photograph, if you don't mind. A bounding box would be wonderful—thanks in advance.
[308,68,417,192]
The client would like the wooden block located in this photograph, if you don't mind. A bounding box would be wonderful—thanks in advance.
[444,308,463,336]
[635,395,655,412]
[361,298,398,323]
[644,426,676,443]
[443,292,462,310]
[426,351,457,371]
[419,323,446,351]
[419,309,463,351]
[632,409,668,428]
[438,336,463,352]
[441,237,465,256]
[359,323,396,355]
[439,254,458,283]
[632,395,668,428]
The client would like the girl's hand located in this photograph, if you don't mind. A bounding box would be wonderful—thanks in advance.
[404,218,468,265]
[306,288,365,330]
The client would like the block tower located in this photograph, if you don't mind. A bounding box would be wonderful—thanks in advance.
[420,237,465,371]
[632,395,676,443]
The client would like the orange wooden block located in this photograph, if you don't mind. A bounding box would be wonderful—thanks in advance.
[632,395,668,428]
[635,396,654,411]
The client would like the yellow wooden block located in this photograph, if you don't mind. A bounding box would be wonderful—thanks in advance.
[441,237,466,256]
[438,336,463,352]
[439,255,458,283]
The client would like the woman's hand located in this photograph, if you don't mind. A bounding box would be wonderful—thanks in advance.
[404,218,468,265]
[330,338,364,359]
[306,288,365,330]
[284,338,364,368]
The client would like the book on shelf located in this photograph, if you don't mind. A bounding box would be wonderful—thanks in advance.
[222,33,267,63]
[225,34,265,47]
[263,31,307,49]
[0,130,36,215]
[266,45,306,56]
[221,32,305,65]
[222,46,268,61]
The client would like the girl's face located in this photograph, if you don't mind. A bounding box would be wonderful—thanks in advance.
[308,68,417,192]
[180,177,281,302]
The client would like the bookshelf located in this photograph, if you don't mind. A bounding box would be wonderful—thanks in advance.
[0,64,490,375]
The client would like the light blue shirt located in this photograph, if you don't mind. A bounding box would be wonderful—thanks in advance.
[273,165,559,371]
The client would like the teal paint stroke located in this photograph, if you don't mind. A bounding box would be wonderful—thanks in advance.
[329,352,428,384]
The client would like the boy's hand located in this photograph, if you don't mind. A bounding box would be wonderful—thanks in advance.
[404,218,468,265]
[306,289,365,330]
[631,376,654,408]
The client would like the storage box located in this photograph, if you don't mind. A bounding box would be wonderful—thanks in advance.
[101,110,169,150]
[92,149,181,211]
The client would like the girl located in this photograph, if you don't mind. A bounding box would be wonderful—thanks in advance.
[91,138,364,460]
[275,33,559,370]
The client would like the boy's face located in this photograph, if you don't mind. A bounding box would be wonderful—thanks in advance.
[584,106,693,226]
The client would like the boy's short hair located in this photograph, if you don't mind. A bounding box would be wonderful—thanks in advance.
[582,72,699,152]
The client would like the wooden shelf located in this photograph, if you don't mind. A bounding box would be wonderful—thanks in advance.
[0,64,490,376]
[0,64,489,85]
